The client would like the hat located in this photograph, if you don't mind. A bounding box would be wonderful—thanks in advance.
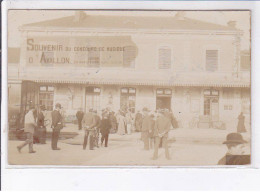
[55,103,62,109]
[223,133,247,145]
[142,107,149,112]
[40,105,46,110]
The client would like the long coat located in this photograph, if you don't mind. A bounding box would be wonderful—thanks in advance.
[237,114,246,133]
[82,112,96,130]
[135,112,143,131]
[51,109,63,131]
[154,115,171,137]
[76,111,84,121]
[100,118,112,136]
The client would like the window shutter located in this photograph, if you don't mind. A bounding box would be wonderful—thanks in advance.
[123,46,136,68]
[159,47,171,69]
[206,50,218,72]
[88,50,100,67]
[240,55,250,71]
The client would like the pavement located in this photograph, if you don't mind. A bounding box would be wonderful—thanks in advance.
[8,124,251,166]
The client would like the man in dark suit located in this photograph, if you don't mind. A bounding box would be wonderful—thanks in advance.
[37,105,47,144]
[218,133,250,165]
[51,103,63,150]
[76,108,84,130]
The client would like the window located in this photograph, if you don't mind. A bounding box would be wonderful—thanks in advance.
[123,46,136,68]
[85,87,101,112]
[241,88,250,114]
[39,85,54,111]
[159,47,171,69]
[88,50,100,67]
[156,88,172,96]
[120,87,136,112]
[224,105,233,110]
[206,50,218,72]
[223,88,234,99]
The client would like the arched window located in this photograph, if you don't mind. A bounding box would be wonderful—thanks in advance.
[158,46,171,69]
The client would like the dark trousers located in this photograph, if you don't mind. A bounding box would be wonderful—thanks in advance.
[18,132,33,152]
[51,128,60,149]
[39,129,46,144]
[153,136,170,159]
[78,119,82,130]
[101,134,109,147]
[83,130,94,150]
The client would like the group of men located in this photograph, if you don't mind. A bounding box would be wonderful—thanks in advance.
[140,107,175,160]
[78,107,114,150]
[17,103,64,153]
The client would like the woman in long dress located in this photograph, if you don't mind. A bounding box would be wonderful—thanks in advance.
[126,111,132,135]
[237,112,247,133]
[117,112,126,135]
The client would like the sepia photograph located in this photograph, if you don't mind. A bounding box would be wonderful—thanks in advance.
[7,10,251,166]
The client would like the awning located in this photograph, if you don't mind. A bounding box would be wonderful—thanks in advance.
[28,78,250,88]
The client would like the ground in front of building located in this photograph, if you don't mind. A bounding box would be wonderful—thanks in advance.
[7,126,250,166]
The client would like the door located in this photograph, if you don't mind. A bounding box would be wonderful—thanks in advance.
[156,96,171,110]
[211,98,219,121]
[203,97,219,121]
[85,87,100,112]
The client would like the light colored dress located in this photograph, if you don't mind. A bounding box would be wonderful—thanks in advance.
[117,114,126,135]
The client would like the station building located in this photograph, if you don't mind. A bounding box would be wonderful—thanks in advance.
[8,11,250,130]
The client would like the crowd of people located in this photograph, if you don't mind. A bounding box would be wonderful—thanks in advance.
[16,102,249,164]
[16,103,179,160]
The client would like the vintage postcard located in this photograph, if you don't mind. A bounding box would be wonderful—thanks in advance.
[7,10,251,166]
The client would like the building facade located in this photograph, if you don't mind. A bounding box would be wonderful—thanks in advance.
[8,12,251,130]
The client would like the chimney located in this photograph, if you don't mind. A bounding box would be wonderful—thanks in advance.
[73,11,87,22]
[227,21,237,28]
[175,11,185,20]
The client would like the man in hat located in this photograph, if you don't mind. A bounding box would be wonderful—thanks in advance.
[37,105,47,144]
[76,108,84,130]
[141,107,151,150]
[82,108,97,150]
[17,106,37,153]
[135,110,143,132]
[51,103,63,150]
[218,133,250,165]
[92,109,101,148]
[152,109,171,160]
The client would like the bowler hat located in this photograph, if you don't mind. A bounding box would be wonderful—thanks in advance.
[40,105,46,110]
[223,133,247,144]
[55,103,62,109]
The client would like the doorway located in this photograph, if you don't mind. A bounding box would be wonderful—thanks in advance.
[85,87,101,112]
[156,96,171,110]
[204,97,219,121]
